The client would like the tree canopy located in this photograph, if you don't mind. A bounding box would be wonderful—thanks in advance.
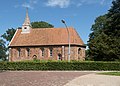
[0,39,7,60]
[31,21,54,28]
[1,28,16,61]
[1,28,16,42]
[87,0,120,61]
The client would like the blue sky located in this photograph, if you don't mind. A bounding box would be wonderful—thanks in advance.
[0,0,113,44]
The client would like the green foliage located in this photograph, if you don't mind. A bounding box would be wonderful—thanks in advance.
[31,21,54,28]
[1,28,16,42]
[0,61,120,71]
[88,0,120,61]
[1,28,16,61]
[0,39,7,60]
[98,72,120,76]
[106,0,120,36]
[105,0,120,59]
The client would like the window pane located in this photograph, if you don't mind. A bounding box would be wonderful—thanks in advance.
[18,48,21,57]
[50,49,52,57]
[27,48,30,56]
[42,49,44,56]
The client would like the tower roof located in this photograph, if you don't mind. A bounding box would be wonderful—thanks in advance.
[23,8,31,26]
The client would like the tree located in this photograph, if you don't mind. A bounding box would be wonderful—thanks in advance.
[105,0,120,60]
[1,28,16,61]
[88,15,110,61]
[88,0,120,61]
[0,39,7,60]
[31,21,54,28]
[88,32,118,61]
[1,28,16,42]
[105,0,120,37]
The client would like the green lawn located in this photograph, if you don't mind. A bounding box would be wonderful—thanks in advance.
[98,72,120,76]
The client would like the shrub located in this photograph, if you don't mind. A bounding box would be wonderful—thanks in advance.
[0,61,120,71]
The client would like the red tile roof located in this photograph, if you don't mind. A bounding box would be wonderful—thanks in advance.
[9,27,85,47]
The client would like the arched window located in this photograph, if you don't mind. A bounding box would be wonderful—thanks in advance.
[18,48,21,57]
[49,48,53,57]
[39,48,43,57]
[41,49,44,57]
[78,48,81,55]
[58,54,62,60]
[27,48,30,57]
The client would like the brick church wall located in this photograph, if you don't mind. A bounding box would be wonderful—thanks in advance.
[9,46,85,62]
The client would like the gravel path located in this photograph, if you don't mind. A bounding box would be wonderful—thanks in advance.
[0,71,92,86]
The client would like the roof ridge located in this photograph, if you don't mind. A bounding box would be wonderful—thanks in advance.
[32,27,74,30]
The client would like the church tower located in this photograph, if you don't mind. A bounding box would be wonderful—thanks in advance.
[22,8,31,33]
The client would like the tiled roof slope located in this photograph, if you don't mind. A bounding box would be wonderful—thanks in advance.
[9,27,84,47]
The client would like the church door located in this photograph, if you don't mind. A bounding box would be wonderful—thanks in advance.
[32,55,37,60]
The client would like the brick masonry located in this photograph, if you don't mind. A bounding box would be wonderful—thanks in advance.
[9,46,85,62]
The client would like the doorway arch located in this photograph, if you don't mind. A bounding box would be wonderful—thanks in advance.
[32,55,37,60]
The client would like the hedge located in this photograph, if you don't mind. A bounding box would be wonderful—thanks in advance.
[0,61,120,71]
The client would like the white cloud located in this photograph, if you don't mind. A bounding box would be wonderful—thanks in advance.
[22,3,33,9]
[14,5,19,8]
[19,0,111,9]
[100,0,105,5]
[21,0,38,9]
[74,0,112,7]
[46,0,71,8]
[45,0,111,8]
[30,0,37,4]
[77,3,82,7]
[80,0,111,5]
[79,0,99,5]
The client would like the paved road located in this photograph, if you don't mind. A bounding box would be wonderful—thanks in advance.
[64,73,120,86]
[0,71,92,86]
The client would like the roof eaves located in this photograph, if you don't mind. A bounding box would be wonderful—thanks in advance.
[9,43,86,48]
[8,29,19,47]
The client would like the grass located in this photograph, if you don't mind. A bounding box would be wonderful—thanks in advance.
[98,72,120,76]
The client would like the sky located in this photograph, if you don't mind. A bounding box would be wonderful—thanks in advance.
[0,0,113,44]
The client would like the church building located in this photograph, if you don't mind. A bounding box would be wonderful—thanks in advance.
[8,9,86,62]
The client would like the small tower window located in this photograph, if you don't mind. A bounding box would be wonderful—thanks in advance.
[24,27,27,29]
